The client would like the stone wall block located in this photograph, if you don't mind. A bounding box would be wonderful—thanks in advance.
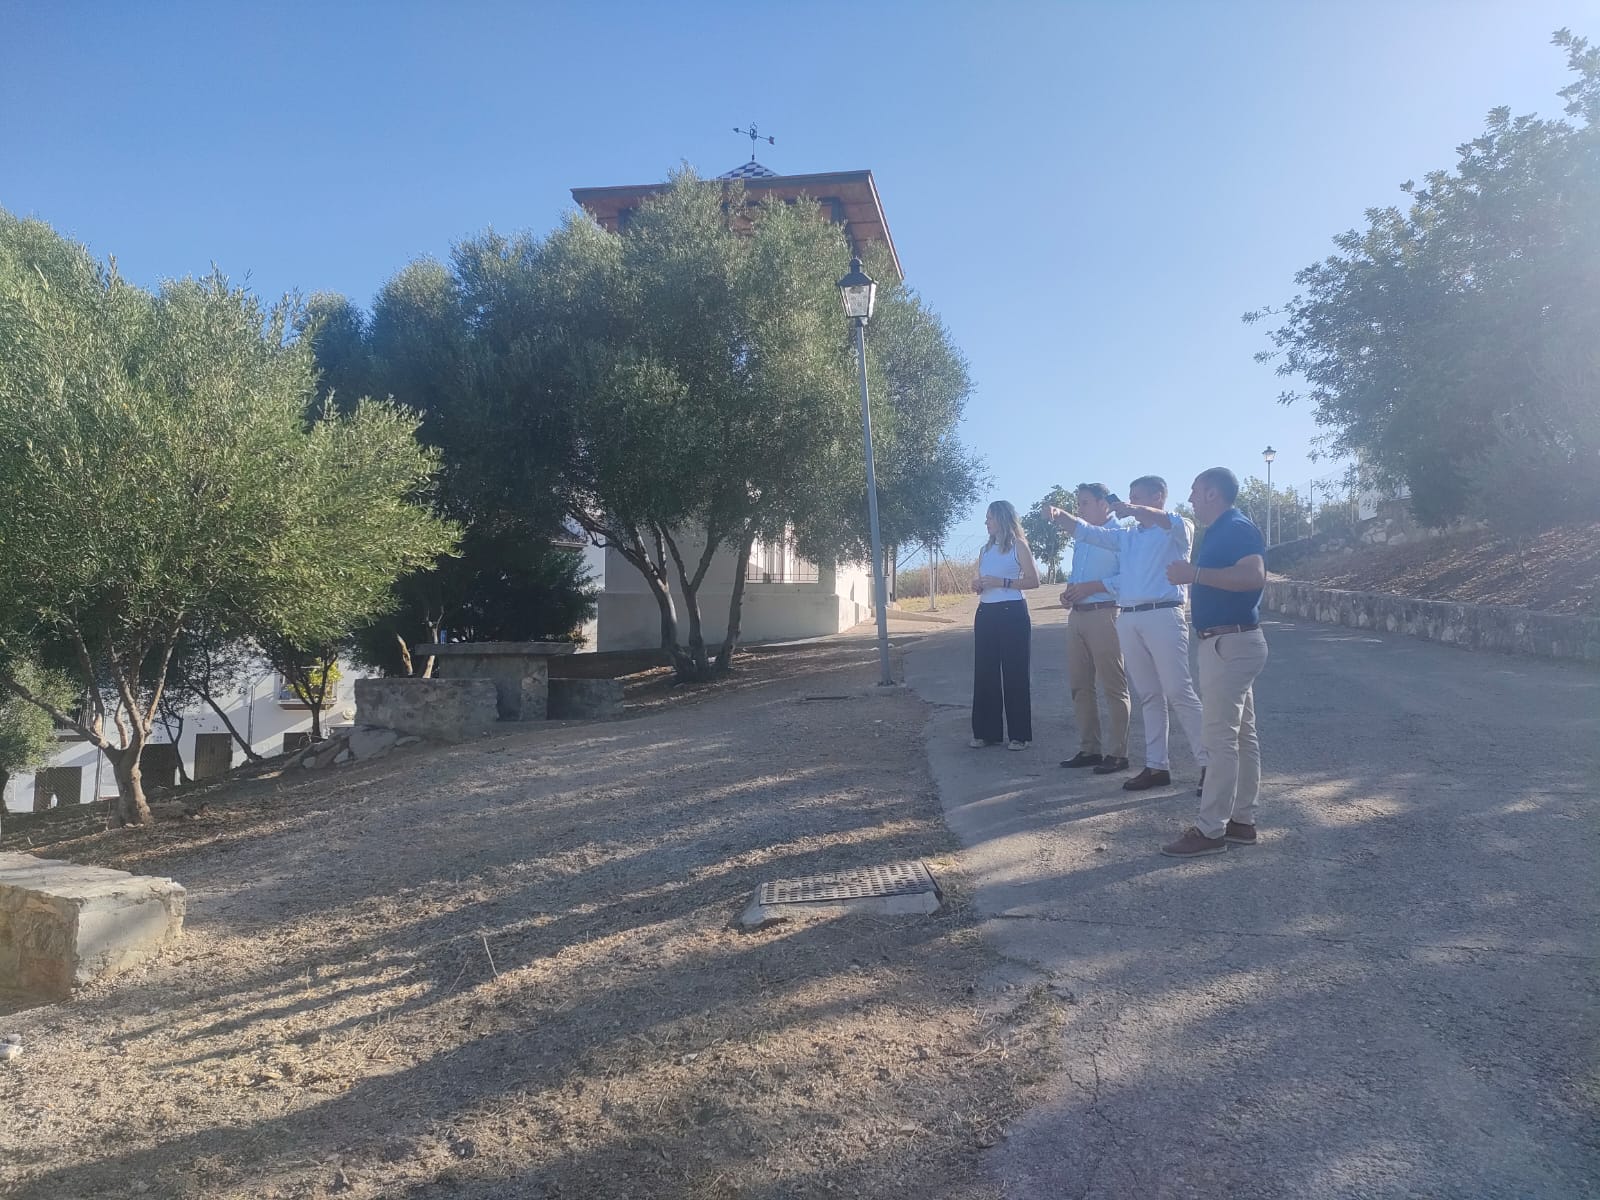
[354,678,499,742]
[1265,581,1600,665]
[0,853,186,1000]
[547,678,625,720]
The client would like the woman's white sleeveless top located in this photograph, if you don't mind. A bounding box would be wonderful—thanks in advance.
[979,543,1024,603]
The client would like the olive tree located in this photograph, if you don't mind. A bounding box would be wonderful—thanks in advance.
[0,212,454,825]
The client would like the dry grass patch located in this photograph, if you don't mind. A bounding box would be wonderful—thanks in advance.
[1,642,1064,1199]
[1288,520,1600,615]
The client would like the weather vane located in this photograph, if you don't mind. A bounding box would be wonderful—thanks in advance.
[732,122,775,161]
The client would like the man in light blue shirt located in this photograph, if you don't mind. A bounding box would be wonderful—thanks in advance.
[1050,474,1207,793]
[1055,483,1131,774]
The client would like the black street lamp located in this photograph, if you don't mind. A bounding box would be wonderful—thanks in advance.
[837,256,892,686]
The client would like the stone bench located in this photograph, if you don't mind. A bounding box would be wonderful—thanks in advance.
[354,678,500,742]
[0,853,186,1000]
[415,641,578,721]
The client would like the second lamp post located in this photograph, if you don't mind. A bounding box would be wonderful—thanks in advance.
[1261,445,1277,546]
[837,256,893,687]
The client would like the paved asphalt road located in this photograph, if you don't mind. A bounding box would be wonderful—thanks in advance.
[903,602,1598,1199]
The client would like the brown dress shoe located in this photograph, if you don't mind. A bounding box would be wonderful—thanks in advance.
[1224,820,1257,845]
[1092,756,1130,775]
[1122,767,1172,792]
[1161,826,1228,857]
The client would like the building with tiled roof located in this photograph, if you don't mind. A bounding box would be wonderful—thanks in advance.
[572,160,903,280]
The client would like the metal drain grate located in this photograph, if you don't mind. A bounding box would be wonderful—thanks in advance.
[758,860,937,907]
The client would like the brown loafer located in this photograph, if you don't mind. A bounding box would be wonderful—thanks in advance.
[1224,820,1257,845]
[1122,767,1172,792]
[1092,756,1130,775]
[1161,826,1228,857]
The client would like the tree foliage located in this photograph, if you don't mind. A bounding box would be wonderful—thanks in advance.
[1248,29,1600,527]
[298,292,372,417]
[304,261,595,673]
[352,530,597,677]
[813,249,986,560]
[467,172,983,679]
[0,212,454,824]
[1020,486,1077,583]
[0,659,74,833]
[1235,478,1313,543]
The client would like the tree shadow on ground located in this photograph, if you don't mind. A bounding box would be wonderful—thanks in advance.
[909,613,1599,1198]
[2,640,1065,1200]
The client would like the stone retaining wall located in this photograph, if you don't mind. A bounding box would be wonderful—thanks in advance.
[353,678,500,742]
[547,678,625,720]
[1265,581,1600,664]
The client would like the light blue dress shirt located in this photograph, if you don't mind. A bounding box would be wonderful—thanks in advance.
[1067,519,1128,604]
[1071,513,1193,607]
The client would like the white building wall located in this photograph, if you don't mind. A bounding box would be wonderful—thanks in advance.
[2,660,366,815]
[595,535,873,652]
[576,541,606,653]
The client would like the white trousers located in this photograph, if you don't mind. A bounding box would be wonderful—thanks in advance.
[1117,607,1207,772]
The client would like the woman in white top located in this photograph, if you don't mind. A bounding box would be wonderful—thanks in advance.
[970,500,1042,749]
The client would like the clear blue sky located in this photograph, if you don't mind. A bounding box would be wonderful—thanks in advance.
[2,0,1588,555]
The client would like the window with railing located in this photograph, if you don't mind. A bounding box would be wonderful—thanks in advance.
[745,537,820,584]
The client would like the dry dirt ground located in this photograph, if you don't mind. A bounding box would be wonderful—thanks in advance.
[1289,520,1600,615]
[0,639,1065,1200]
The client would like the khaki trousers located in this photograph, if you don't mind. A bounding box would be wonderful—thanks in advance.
[1066,607,1129,758]
[1195,628,1269,839]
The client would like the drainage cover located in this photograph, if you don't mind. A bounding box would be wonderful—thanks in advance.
[741,860,942,926]
[759,861,937,905]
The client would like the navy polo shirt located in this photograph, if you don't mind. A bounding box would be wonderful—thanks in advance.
[1191,507,1266,629]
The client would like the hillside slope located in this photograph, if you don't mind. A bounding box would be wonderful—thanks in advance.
[1286,521,1600,616]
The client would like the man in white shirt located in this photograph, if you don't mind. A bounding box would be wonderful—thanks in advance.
[1049,475,1207,792]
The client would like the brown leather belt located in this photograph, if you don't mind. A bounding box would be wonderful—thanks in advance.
[1120,600,1183,613]
[1198,623,1261,640]
[1072,601,1117,612]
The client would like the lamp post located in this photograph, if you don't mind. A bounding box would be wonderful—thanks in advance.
[838,256,893,686]
[1261,445,1277,546]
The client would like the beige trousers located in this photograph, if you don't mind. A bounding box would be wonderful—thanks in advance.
[1066,607,1129,758]
[1195,628,1269,838]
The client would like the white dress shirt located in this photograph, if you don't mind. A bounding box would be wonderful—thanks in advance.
[1071,513,1192,607]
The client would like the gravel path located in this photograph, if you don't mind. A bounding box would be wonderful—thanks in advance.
[907,602,1600,1199]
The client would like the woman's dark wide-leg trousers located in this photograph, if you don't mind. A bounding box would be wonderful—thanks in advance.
[972,599,1032,743]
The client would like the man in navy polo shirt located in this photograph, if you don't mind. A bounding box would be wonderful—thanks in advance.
[1160,467,1269,858]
